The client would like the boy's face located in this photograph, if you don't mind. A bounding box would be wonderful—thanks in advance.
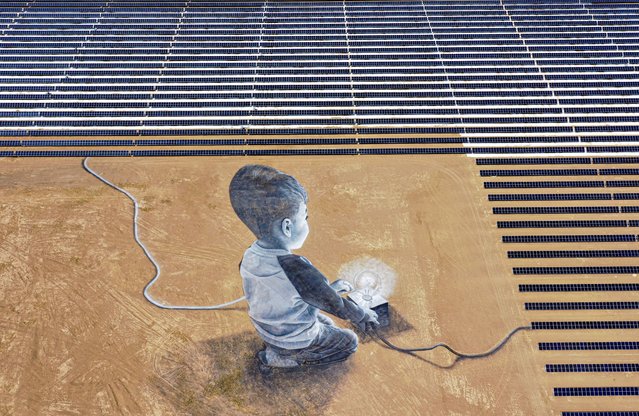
[286,201,309,250]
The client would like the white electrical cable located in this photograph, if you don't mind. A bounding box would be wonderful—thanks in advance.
[82,157,246,310]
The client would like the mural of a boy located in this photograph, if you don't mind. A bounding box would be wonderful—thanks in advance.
[229,164,379,370]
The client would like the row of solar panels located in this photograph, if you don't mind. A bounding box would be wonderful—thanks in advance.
[3,22,639,28]
[3,11,638,18]
[3,136,639,145]
[3,44,638,52]
[3,116,638,123]
[2,38,636,46]
[7,17,636,23]
[3,145,639,156]
[3,9,632,16]
[2,55,638,64]
[5,19,637,26]
[1,82,637,89]
[0,148,469,156]
[1,109,638,117]
[3,1,636,6]
[490,193,639,201]
[4,34,637,41]
[4,136,639,145]
[0,106,576,114]
[0,96,633,104]
[1,120,639,130]
[1,45,637,52]
[4,28,639,35]
[1,67,635,77]
[2,0,632,4]
[12,12,634,17]
[2,15,636,21]
[497,206,639,214]
[507,235,638,243]
[511,249,639,258]
[0,56,635,64]
[519,283,639,290]
[2,148,639,157]
[2,12,635,18]
[2,6,636,12]
[0,119,637,126]
[4,5,631,10]
[3,127,639,136]
[3,73,638,83]
[478,158,639,166]
[526,302,639,309]
[533,321,639,328]
[2,2,636,10]
[500,220,639,228]
[4,15,639,20]
[487,180,639,188]
[0,65,635,73]
[483,168,639,176]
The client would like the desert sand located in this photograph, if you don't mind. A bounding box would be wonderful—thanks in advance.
[1,154,633,415]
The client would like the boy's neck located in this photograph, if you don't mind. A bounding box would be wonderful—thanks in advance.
[256,238,290,252]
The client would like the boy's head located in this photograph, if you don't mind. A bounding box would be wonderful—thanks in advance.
[229,164,309,250]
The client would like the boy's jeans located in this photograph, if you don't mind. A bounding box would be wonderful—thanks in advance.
[266,314,358,366]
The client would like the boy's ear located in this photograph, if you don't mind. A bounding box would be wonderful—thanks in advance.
[281,218,292,238]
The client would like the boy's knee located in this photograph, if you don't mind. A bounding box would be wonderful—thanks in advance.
[343,328,359,352]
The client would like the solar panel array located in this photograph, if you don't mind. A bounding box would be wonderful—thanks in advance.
[0,0,638,155]
[482,154,639,414]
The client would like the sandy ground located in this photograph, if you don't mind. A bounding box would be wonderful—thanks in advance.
[0,155,565,415]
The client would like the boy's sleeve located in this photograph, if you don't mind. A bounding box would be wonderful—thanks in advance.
[277,254,367,325]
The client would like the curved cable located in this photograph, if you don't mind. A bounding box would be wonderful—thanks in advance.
[82,157,246,310]
[83,156,529,359]
[371,325,531,359]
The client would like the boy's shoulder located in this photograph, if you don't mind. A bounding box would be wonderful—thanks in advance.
[277,253,312,267]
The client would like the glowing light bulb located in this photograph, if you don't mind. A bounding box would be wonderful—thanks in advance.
[338,256,396,301]
[354,271,381,300]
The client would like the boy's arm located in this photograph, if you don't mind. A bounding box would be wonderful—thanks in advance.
[277,254,368,325]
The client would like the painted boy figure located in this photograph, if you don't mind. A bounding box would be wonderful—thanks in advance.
[229,165,378,370]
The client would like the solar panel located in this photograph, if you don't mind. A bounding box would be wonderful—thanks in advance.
[530,281,639,293]
[554,387,639,397]
[476,158,592,166]
[514,266,639,275]
[485,181,605,189]
[498,220,629,228]
[595,157,639,164]
[510,250,639,258]
[547,363,639,372]
[608,180,639,187]
[494,206,620,215]
[562,412,639,416]
[615,193,639,200]
[526,301,639,310]
[602,169,639,175]
[504,235,636,243]
[540,342,639,351]
[481,169,597,177]
[532,321,639,329]
[489,194,612,201]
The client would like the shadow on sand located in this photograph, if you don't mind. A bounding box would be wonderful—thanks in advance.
[153,330,350,415]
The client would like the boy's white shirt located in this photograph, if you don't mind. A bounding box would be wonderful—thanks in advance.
[240,241,320,349]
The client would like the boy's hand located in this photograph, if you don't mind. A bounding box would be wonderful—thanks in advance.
[330,279,353,294]
[356,308,379,332]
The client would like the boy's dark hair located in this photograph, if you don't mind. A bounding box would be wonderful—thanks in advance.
[229,164,308,239]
